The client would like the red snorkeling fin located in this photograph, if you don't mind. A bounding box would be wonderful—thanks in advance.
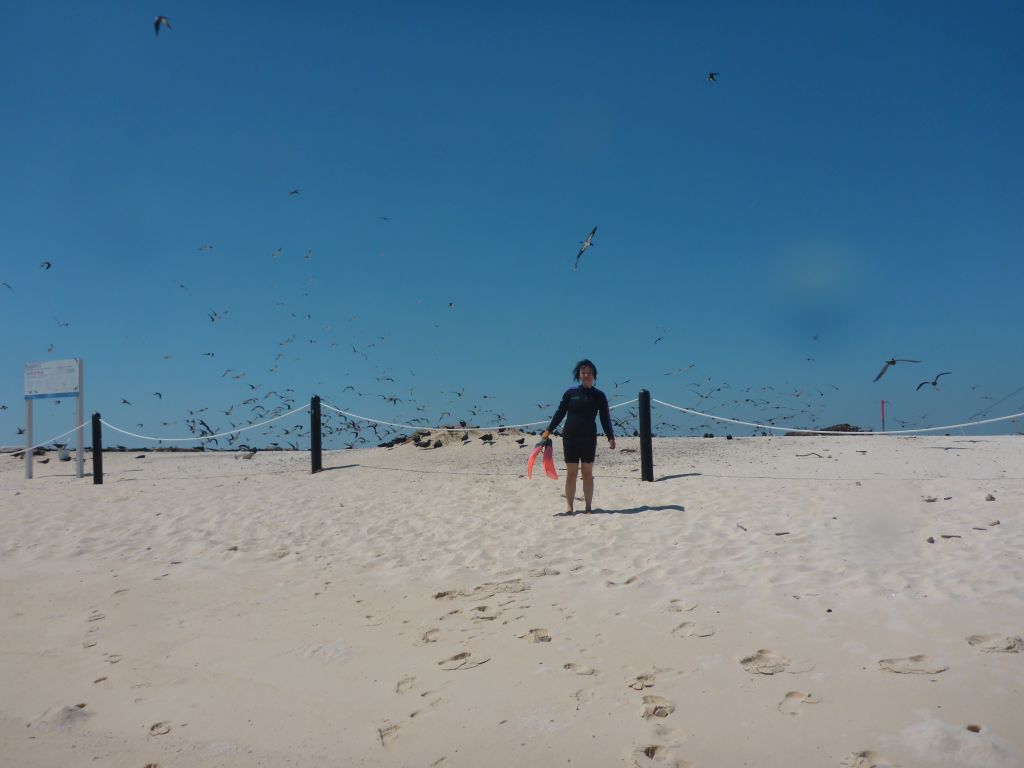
[528,438,561,481]
[526,441,545,479]
[542,440,558,479]
[527,438,557,479]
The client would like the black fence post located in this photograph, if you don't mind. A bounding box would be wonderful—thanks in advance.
[310,395,322,474]
[638,390,654,482]
[91,412,103,485]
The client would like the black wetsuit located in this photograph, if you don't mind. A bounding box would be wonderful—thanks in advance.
[546,386,614,464]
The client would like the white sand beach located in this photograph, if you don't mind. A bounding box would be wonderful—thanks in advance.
[1,435,1022,767]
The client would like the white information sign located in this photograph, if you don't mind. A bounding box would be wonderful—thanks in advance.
[25,359,81,399]
[22,358,85,481]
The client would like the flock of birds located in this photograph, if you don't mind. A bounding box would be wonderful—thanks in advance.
[4,187,1013,448]
[3,320,1004,449]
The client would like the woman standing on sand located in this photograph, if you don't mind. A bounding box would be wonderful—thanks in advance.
[542,359,616,514]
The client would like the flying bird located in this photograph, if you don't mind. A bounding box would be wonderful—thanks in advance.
[154,16,172,36]
[40,261,52,270]
[873,358,921,382]
[289,189,301,196]
[916,372,952,391]
[1,281,11,290]
[707,72,719,82]
[663,365,695,376]
[574,226,597,271]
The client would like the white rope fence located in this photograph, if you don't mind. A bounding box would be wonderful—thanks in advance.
[13,419,91,455]
[98,404,311,443]
[20,396,1020,452]
[320,398,639,433]
[652,398,1024,436]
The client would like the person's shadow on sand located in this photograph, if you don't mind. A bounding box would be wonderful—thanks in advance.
[554,504,684,517]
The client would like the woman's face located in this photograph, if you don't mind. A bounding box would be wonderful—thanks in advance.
[578,366,596,387]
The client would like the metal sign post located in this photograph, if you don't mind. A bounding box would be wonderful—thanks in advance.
[24,397,33,480]
[24,358,85,480]
[76,360,84,477]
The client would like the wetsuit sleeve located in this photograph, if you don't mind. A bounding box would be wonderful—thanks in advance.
[598,390,614,438]
[546,390,571,433]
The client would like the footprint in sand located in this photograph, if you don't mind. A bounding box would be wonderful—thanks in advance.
[563,662,597,676]
[740,650,814,675]
[438,651,490,671]
[87,610,105,623]
[102,653,122,664]
[377,723,399,746]
[671,621,715,638]
[627,672,657,690]
[528,566,561,577]
[877,655,948,674]
[966,634,1023,653]
[630,744,694,767]
[470,579,529,599]
[777,691,820,716]
[433,589,467,600]
[668,599,697,613]
[840,750,896,767]
[415,628,440,645]
[519,628,551,643]
[641,695,675,719]
[395,675,416,693]
[470,605,499,621]
[149,721,171,736]
[740,650,790,675]
[605,575,639,587]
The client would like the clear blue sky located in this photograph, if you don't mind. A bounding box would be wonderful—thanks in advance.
[2,1,1023,448]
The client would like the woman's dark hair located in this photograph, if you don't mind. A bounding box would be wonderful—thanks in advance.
[572,359,597,381]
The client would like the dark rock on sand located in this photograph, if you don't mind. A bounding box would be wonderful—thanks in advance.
[784,423,865,436]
